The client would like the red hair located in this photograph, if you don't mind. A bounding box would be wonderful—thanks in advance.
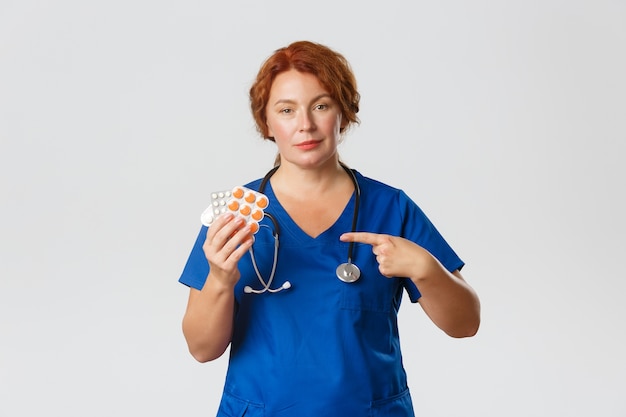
[249,41,360,140]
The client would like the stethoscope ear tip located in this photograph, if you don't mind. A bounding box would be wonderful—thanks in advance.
[243,282,291,294]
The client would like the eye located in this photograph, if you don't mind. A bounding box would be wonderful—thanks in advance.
[314,103,329,111]
[280,108,293,114]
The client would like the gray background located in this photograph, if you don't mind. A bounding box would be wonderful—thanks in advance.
[1,0,625,416]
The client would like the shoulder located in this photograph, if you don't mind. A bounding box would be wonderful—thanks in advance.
[243,177,265,192]
[353,170,407,200]
[353,170,427,221]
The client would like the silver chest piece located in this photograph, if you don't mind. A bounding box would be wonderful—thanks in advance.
[336,262,361,283]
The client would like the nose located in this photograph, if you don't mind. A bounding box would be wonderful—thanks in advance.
[298,110,315,131]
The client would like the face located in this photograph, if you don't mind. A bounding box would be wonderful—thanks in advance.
[265,69,346,169]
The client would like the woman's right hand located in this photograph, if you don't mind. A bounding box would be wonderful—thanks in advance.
[184,213,253,362]
[202,212,254,288]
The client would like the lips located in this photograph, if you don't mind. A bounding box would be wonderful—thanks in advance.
[295,140,322,150]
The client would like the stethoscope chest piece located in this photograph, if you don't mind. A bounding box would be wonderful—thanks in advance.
[336,262,361,283]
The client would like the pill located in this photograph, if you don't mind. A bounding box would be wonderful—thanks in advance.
[244,192,256,203]
[232,187,244,199]
[251,209,263,221]
[256,196,268,209]
[228,200,240,211]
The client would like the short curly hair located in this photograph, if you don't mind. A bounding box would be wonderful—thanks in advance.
[249,41,360,141]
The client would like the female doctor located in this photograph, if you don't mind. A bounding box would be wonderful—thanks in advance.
[179,40,481,417]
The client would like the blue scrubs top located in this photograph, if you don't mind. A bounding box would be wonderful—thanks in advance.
[179,171,464,417]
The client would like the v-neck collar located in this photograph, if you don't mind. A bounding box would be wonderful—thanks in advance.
[262,178,358,245]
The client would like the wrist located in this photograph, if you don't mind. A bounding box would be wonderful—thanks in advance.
[410,249,442,285]
[204,272,238,294]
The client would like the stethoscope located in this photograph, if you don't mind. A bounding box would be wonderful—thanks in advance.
[243,162,361,294]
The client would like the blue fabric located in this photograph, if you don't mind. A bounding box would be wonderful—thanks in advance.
[179,170,464,416]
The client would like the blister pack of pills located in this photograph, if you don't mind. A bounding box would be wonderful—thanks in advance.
[200,186,269,234]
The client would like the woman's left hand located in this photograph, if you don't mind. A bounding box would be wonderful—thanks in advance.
[340,232,433,279]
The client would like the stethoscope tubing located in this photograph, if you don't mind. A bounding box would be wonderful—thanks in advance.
[247,162,362,293]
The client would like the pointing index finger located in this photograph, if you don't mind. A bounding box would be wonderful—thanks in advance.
[340,232,381,246]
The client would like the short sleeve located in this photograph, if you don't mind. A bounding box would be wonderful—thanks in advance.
[398,190,464,303]
[178,226,210,290]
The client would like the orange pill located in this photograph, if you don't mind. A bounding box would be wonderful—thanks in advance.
[244,192,256,203]
[228,200,240,211]
[240,205,251,216]
[256,196,268,209]
[251,209,263,221]
[232,187,244,199]
[249,222,259,234]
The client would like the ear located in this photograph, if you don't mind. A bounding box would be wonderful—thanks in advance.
[339,115,349,133]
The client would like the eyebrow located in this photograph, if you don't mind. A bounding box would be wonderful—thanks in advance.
[271,93,333,106]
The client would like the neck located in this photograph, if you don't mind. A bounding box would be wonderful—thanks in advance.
[270,159,351,198]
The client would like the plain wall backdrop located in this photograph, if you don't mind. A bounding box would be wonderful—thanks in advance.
[1,1,625,416]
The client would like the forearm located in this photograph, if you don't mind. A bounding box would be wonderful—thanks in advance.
[182,276,236,362]
[413,255,481,338]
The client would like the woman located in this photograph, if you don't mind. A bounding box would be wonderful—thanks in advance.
[179,40,480,416]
